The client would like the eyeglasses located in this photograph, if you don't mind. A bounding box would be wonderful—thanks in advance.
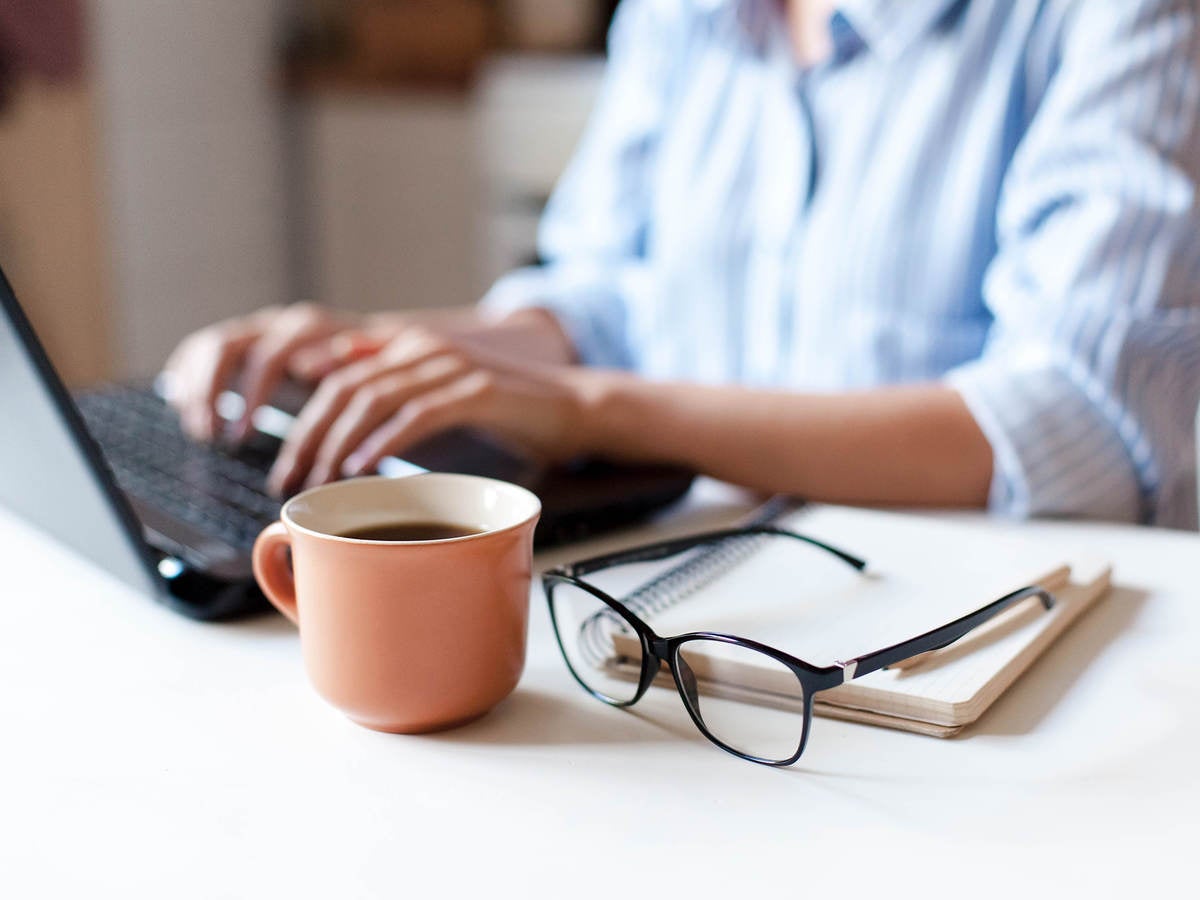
[543,526,1055,766]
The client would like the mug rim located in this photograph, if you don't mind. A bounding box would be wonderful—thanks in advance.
[279,473,541,546]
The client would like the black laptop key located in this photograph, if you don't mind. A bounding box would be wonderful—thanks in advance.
[76,385,281,551]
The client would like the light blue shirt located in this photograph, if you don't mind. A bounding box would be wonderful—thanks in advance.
[484,0,1200,529]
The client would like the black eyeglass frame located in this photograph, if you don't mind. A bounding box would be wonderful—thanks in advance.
[543,526,1055,766]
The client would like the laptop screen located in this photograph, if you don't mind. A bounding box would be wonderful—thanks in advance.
[0,266,161,598]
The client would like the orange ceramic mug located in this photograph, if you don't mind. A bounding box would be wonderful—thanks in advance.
[252,473,540,733]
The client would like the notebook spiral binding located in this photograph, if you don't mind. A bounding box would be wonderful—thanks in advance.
[577,496,802,668]
[619,494,801,619]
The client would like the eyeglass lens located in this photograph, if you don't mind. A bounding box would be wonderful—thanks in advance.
[549,579,645,705]
[673,638,808,763]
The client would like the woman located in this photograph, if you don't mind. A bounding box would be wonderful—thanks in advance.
[166,0,1200,527]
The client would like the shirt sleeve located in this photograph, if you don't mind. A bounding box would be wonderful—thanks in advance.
[480,0,680,369]
[947,0,1200,528]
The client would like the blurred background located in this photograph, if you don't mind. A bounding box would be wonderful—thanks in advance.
[0,0,618,386]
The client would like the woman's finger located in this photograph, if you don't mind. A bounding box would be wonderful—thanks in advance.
[196,332,258,440]
[234,310,344,441]
[268,334,469,492]
[344,372,497,476]
[266,353,402,495]
[304,354,470,488]
[175,328,257,441]
[287,331,389,382]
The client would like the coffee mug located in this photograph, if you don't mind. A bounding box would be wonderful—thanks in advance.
[252,473,541,733]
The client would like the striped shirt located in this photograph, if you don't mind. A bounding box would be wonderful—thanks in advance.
[484,0,1200,528]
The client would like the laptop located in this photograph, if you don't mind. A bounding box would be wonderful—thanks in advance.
[0,265,693,620]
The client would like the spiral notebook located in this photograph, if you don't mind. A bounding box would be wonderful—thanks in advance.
[603,503,1112,737]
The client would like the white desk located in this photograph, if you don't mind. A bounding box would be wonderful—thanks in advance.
[2,481,1197,897]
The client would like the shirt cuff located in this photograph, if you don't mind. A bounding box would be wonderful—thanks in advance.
[947,359,1144,523]
[480,265,634,370]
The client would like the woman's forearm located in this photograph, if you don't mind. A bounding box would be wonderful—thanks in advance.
[579,374,994,508]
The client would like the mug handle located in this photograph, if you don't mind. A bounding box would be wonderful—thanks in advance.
[253,522,299,625]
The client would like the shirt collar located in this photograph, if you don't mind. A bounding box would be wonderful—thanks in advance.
[837,0,963,61]
[691,0,778,53]
[692,0,963,62]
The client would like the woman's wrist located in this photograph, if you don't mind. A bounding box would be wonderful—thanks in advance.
[486,307,578,366]
[561,367,660,461]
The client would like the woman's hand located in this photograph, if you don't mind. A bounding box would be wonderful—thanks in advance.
[266,327,600,496]
[163,304,577,446]
[162,303,374,443]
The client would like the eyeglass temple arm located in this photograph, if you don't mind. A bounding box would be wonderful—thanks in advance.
[560,526,867,578]
[835,585,1055,682]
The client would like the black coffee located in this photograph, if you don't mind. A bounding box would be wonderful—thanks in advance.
[339,521,482,542]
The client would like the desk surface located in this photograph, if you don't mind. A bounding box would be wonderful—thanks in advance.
[2,480,1197,897]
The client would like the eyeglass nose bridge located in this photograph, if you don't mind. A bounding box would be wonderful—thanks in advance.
[648,637,672,661]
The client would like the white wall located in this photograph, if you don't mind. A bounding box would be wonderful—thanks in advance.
[475,55,604,283]
[301,92,484,315]
[475,56,604,282]
[90,0,290,377]
[298,56,605,319]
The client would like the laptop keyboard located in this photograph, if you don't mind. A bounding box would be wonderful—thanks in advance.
[76,384,281,551]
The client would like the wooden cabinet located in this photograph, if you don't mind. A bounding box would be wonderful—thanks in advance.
[0,82,112,386]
